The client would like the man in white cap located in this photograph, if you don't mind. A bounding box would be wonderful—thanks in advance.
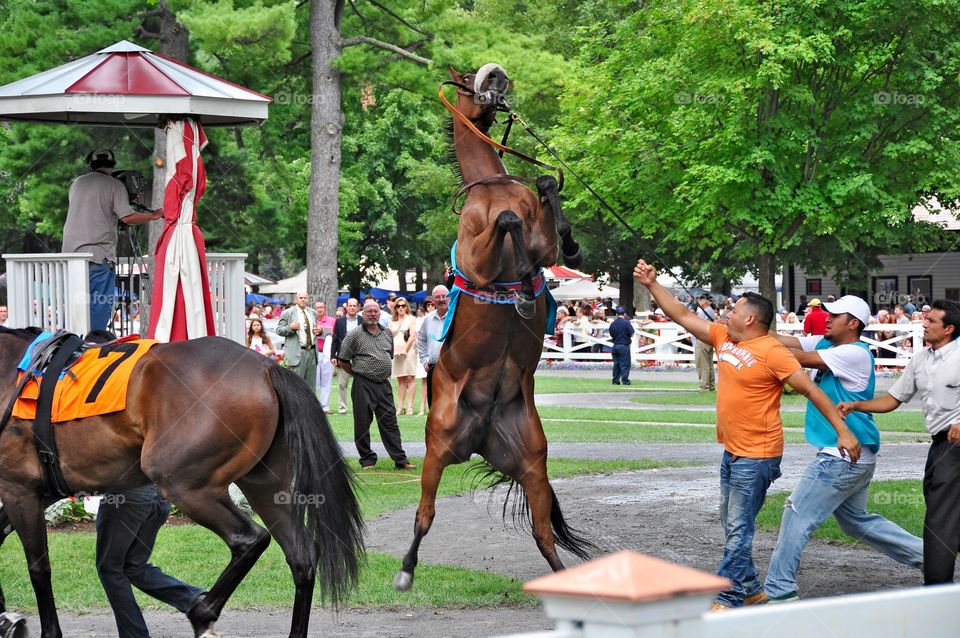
[763,295,923,603]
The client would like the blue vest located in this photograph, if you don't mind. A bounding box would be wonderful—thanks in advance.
[805,338,880,452]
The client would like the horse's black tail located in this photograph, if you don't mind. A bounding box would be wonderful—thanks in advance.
[547,485,597,560]
[268,364,365,607]
[470,463,598,561]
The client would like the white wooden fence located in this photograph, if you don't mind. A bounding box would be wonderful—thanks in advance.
[542,320,925,368]
[2,252,247,344]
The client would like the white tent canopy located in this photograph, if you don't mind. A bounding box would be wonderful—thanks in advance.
[551,278,619,302]
[258,269,306,300]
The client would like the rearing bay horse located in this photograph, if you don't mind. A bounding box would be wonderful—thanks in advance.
[393,65,592,591]
[0,330,364,638]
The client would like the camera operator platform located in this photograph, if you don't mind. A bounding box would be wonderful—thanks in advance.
[63,149,162,332]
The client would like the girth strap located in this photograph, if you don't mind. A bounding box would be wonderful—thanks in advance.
[33,334,84,498]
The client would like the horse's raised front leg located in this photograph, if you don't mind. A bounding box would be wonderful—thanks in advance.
[536,175,581,268]
[1,494,61,638]
[0,506,28,638]
[496,209,537,319]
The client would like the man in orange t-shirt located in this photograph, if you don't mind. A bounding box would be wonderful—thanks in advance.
[634,260,859,610]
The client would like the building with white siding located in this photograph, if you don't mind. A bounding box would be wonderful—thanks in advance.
[784,200,959,313]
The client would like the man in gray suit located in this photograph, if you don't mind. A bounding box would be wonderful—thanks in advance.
[276,292,320,387]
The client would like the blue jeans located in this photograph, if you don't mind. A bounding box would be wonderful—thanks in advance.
[611,344,631,383]
[88,260,116,332]
[716,451,782,607]
[96,485,205,638]
[765,454,923,597]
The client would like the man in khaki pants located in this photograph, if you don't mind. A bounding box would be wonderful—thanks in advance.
[694,295,716,391]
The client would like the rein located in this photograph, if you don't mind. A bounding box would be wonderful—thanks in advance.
[439,81,564,191]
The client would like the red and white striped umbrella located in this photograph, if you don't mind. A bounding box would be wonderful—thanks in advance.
[147,118,216,342]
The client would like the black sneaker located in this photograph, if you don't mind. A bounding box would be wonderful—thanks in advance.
[612,380,621,385]
[622,380,631,385]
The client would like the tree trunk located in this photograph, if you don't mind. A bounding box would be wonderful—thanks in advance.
[618,258,635,315]
[307,0,345,309]
[757,252,778,327]
[142,1,189,335]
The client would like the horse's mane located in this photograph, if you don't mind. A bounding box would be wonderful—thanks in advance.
[0,326,43,342]
[445,118,464,186]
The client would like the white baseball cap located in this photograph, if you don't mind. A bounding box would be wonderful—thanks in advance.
[823,295,870,325]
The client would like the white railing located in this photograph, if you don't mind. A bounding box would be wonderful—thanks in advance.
[541,321,925,368]
[2,252,247,345]
[205,253,247,344]
[3,252,92,336]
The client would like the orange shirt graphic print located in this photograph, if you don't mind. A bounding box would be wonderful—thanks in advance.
[709,323,801,458]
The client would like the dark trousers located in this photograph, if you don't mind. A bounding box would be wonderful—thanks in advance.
[352,374,410,468]
[426,365,436,407]
[923,434,960,584]
[96,485,204,638]
[611,344,631,383]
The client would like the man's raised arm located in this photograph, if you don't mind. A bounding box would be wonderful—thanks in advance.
[633,259,711,343]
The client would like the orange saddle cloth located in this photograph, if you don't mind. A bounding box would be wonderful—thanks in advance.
[13,339,159,423]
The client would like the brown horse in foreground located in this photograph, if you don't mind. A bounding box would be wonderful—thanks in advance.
[393,65,593,591]
[0,330,364,638]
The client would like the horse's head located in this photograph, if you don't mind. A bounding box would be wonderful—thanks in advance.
[448,64,511,132]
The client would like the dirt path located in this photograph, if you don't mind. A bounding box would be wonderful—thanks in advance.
[31,442,944,638]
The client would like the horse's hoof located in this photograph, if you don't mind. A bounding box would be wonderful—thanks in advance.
[0,612,27,638]
[563,247,583,268]
[199,630,222,638]
[515,297,536,320]
[393,570,414,591]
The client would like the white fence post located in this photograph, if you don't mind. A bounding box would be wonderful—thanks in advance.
[205,253,247,345]
[3,252,92,336]
[494,551,960,638]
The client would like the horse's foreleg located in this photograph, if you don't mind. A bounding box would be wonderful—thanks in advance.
[2,496,61,638]
[394,446,451,591]
[496,210,537,319]
[172,490,271,637]
[536,175,581,268]
[0,505,28,638]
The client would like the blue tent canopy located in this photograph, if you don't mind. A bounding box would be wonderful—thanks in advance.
[246,292,285,305]
[335,289,428,306]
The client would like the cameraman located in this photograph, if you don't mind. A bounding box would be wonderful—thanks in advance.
[63,149,162,331]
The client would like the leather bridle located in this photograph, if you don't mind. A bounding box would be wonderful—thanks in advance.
[439,80,564,213]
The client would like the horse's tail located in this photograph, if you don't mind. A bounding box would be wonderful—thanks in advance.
[268,364,365,606]
[547,485,597,560]
[470,463,598,561]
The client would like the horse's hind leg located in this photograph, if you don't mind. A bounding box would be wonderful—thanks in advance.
[235,473,316,638]
[394,444,454,591]
[167,488,270,637]
[496,209,538,319]
[536,175,581,267]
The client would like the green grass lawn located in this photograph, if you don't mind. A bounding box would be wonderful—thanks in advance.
[757,479,924,544]
[630,391,807,406]
[2,457,688,611]
[324,406,927,445]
